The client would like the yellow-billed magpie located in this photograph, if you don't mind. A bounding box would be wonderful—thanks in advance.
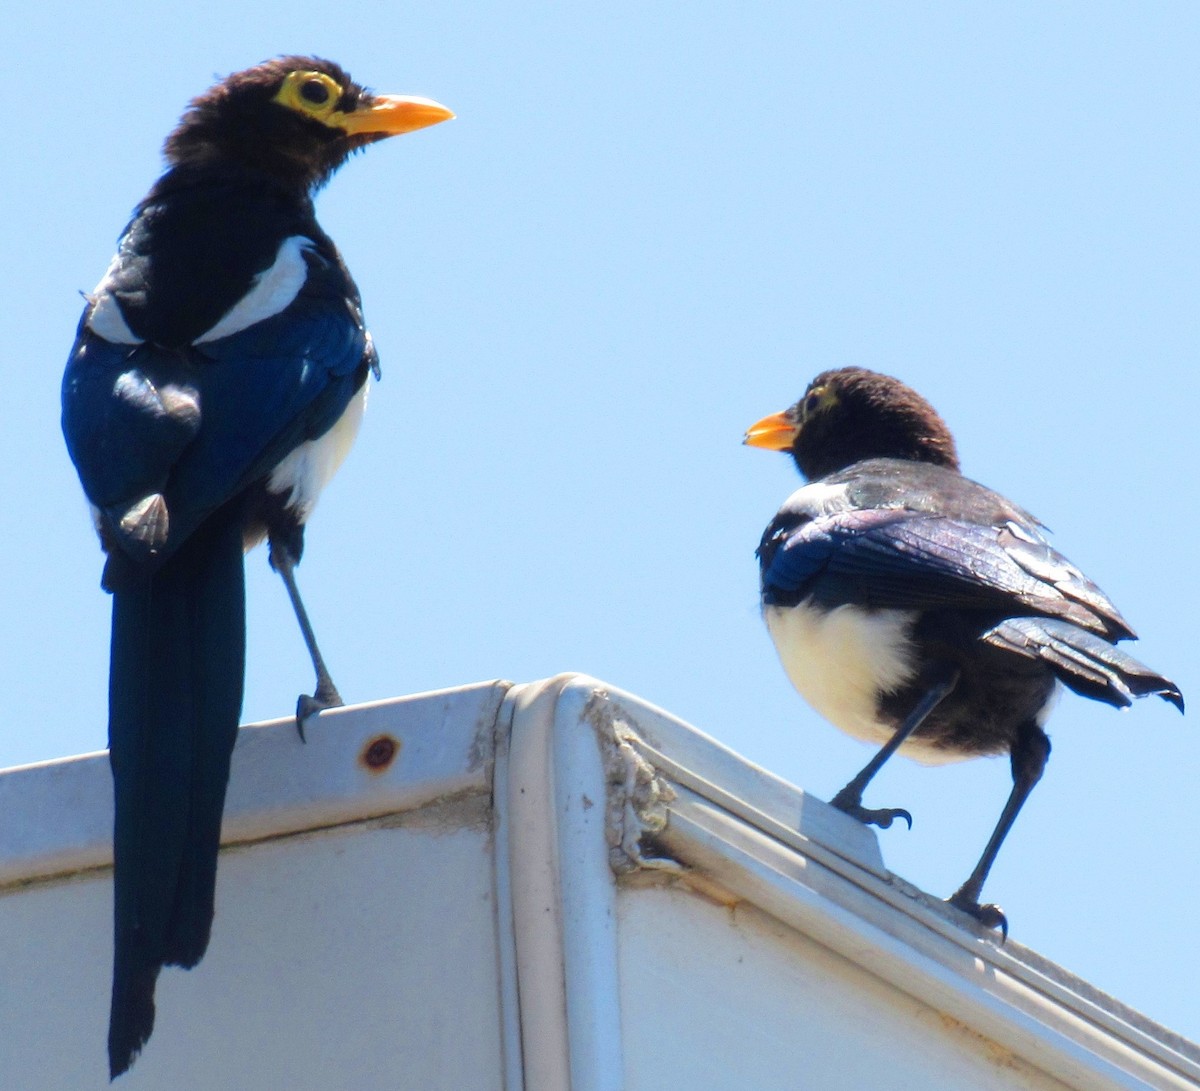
[745,367,1182,934]
[61,57,452,1078]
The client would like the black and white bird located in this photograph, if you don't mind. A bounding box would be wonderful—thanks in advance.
[61,57,452,1078]
[744,367,1182,934]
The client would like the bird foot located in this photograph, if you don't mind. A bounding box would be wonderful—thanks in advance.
[294,685,343,742]
[947,890,1008,940]
[829,788,912,830]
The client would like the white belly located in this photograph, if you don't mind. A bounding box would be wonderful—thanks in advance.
[764,601,968,766]
[267,382,368,520]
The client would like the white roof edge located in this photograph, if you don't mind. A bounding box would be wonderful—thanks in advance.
[4,674,1196,1089]
[0,680,509,888]
[498,673,1200,1091]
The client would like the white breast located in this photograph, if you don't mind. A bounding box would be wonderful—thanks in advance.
[764,600,968,765]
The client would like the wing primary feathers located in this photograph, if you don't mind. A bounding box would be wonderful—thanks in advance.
[983,617,1183,713]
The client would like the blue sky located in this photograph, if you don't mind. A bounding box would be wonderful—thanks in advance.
[6,0,1199,1048]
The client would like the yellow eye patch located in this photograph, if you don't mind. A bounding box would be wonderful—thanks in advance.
[800,383,838,421]
[273,70,345,122]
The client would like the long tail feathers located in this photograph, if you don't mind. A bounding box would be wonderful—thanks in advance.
[983,617,1184,714]
[106,508,245,1079]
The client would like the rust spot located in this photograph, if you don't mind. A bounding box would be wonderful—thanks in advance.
[359,734,400,773]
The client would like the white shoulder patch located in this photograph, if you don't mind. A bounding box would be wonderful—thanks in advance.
[85,252,142,344]
[195,236,315,345]
[87,295,141,344]
[779,479,853,519]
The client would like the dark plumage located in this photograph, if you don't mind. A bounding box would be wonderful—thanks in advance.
[62,57,452,1078]
[745,367,1182,933]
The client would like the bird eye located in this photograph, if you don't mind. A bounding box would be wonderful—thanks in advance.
[274,70,343,119]
[804,392,822,415]
[300,79,330,105]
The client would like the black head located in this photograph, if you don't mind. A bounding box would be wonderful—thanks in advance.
[162,56,453,190]
[744,366,960,480]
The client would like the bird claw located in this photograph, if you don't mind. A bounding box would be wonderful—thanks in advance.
[852,805,912,830]
[294,686,343,742]
[947,890,1008,941]
[829,790,913,830]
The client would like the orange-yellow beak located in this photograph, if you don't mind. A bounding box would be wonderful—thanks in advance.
[337,94,455,137]
[743,410,798,451]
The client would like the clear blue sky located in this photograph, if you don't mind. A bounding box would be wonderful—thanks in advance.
[6,0,1198,1048]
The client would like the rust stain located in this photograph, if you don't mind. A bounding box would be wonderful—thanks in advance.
[935,1011,1020,1071]
[359,734,400,774]
[679,870,742,910]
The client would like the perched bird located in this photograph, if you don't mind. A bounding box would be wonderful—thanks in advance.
[61,57,452,1078]
[744,367,1182,934]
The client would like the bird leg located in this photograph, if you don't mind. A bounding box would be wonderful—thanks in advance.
[830,668,960,829]
[947,725,1050,939]
[269,541,343,739]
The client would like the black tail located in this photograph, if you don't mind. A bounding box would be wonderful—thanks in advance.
[106,506,245,1079]
[983,617,1184,713]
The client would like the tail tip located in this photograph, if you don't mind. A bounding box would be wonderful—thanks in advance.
[108,1033,147,1082]
[109,964,158,1080]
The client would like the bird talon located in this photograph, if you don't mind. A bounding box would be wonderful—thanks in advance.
[294,689,344,741]
[877,807,913,830]
[947,891,1008,940]
[829,792,913,830]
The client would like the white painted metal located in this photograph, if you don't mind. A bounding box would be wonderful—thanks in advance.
[0,675,1195,1090]
[0,682,510,1089]
[503,676,628,1091]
